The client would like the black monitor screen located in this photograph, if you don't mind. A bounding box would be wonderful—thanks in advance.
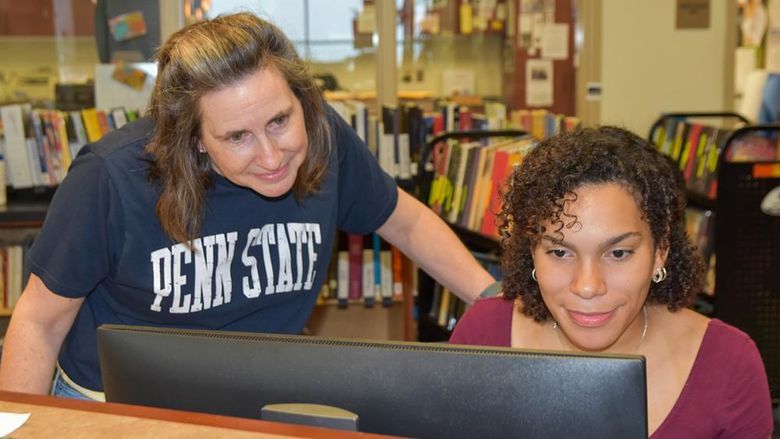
[97,324,647,438]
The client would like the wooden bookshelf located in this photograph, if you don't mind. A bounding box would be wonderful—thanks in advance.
[0,200,49,227]
[0,187,55,226]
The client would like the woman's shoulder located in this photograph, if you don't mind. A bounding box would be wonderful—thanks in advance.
[82,116,154,161]
[465,296,516,320]
[450,297,515,347]
[702,318,761,355]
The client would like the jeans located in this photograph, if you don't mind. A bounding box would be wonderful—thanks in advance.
[50,368,96,401]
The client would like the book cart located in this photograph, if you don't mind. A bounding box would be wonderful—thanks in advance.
[650,112,780,398]
[648,112,752,314]
[713,124,780,399]
[413,128,528,341]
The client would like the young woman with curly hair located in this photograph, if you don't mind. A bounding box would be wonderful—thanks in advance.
[451,126,772,438]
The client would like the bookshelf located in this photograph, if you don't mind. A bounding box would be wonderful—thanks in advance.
[0,188,54,226]
[415,128,528,341]
[0,100,142,318]
[711,124,780,399]
[649,116,780,399]
[0,188,54,318]
[648,111,752,307]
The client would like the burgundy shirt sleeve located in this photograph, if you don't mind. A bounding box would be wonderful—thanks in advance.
[717,323,773,439]
[449,297,514,347]
[651,319,773,438]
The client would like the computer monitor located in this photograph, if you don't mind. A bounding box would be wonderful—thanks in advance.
[97,324,647,438]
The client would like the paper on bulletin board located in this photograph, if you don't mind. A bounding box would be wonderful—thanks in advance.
[108,11,148,42]
[526,59,553,107]
[541,23,568,60]
[95,63,156,114]
[518,0,555,53]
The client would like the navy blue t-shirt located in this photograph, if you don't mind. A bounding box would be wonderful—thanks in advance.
[27,106,398,391]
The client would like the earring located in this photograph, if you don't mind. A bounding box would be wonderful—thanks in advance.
[652,267,667,283]
[531,268,537,282]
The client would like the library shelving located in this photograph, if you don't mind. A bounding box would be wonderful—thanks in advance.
[648,111,752,310]
[711,124,780,399]
[651,113,780,397]
[0,188,53,317]
[415,128,529,341]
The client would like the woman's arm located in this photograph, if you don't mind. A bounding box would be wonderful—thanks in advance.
[0,274,84,394]
[377,189,495,305]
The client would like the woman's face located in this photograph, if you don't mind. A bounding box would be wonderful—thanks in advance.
[531,183,667,353]
[198,65,309,198]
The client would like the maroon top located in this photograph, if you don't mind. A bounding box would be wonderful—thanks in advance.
[450,297,773,438]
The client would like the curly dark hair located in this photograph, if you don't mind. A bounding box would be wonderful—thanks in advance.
[499,126,706,321]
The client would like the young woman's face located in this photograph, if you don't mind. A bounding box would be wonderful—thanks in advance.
[531,183,667,353]
[199,65,309,198]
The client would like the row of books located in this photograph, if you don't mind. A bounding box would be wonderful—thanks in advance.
[428,135,536,237]
[650,118,780,200]
[427,250,501,331]
[0,237,34,312]
[318,232,417,309]
[651,118,733,200]
[509,108,582,141]
[0,103,140,191]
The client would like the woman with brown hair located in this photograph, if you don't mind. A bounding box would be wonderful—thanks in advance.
[0,13,495,401]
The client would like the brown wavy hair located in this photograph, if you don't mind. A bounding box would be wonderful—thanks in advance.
[499,126,706,321]
[147,12,331,244]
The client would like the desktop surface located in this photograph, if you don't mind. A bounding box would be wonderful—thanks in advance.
[0,390,381,438]
[98,324,648,439]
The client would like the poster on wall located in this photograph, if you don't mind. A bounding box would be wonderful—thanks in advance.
[526,59,553,107]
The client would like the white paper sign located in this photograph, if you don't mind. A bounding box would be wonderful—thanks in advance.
[526,59,553,107]
[541,23,568,60]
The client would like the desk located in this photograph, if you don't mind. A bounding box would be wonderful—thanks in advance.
[0,391,390,438]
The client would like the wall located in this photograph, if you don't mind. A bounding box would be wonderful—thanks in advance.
[599,1,734,135]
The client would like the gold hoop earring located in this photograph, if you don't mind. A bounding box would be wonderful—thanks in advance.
[652,267,667,284]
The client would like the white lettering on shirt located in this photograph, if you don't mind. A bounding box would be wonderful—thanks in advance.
[148,223,322,313]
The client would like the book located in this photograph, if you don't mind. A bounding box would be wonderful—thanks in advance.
[0,104,35,188]
[480,149,510,237]
[81,108,103,143]
[380,249,393,307]
[362,245,375,308]
[346,233,364,301]
[112,107,129,129]
[66,111,88,158]
[391,245,403,300]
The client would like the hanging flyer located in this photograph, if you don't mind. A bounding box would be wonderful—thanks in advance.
[541,23,568,60]
[526,59,553,107]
